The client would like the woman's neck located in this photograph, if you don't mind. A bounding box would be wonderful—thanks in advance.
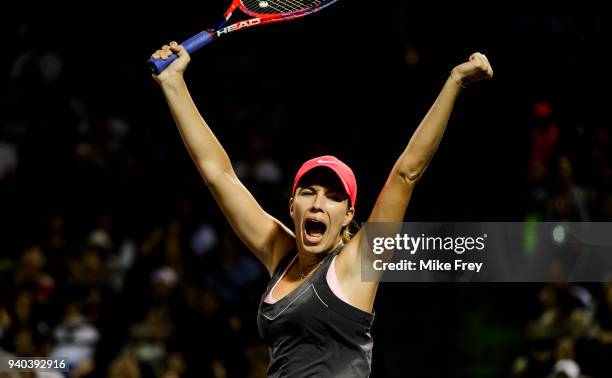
[296,239,343,276]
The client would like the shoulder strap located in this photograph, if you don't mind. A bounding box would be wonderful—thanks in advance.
[269,249,296,283]
[312,243,344,281]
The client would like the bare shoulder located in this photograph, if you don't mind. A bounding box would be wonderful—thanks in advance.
[334,231,378,313]
[266,223,296,277]
[334,232,362,275]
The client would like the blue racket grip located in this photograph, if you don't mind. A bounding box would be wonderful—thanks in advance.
[148,31,215,74]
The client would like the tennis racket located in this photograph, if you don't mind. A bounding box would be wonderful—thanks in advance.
[148,0,339,74]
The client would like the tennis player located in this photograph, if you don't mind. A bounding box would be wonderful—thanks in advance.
[151,41,493,376]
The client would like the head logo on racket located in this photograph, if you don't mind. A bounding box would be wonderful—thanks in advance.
[149,0,339,74]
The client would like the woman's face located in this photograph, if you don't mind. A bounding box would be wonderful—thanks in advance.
[290,168,354,255]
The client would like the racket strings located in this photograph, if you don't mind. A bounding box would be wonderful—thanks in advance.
[242,0,306,13]
[241,0,321,14]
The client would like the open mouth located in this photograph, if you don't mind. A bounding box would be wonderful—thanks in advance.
[305,219,327,240]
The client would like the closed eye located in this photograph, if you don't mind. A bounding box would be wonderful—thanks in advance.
[327,192,346,202]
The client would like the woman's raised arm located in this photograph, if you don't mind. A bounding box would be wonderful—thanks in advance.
[367,52,493,223]
[336,53,493,311]
[152,42,294,275]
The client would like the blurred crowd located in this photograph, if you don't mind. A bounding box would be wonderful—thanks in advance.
[507,73,611,377]
[511,282,612,378]
[1,20,276,377]
[525,100,611,223]
[511,58,611,376]
[1,14,611,378]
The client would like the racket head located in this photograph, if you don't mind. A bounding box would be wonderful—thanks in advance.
[238,0,338,19]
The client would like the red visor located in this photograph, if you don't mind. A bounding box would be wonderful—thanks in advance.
[292,155,357,207]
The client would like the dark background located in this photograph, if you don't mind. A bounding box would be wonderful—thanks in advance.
[1,3,611,377]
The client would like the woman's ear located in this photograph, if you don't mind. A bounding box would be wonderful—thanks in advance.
[342,206,355,227]
[289,197,295,218]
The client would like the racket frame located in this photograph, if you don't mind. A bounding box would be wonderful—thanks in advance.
[148,0,335,74]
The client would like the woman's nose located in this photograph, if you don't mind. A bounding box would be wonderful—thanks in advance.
[311,193,323,210]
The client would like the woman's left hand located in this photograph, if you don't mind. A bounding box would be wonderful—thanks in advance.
[450,52,494,88]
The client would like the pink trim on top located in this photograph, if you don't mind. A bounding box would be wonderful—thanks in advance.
[326,255,350,304]
[264,253,350,306]
[264,254,298,304]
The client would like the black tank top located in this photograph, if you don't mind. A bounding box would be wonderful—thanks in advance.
[257,245,375,377]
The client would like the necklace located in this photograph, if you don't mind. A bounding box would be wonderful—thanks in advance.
[297,242,344,280]
[298,259,325,280]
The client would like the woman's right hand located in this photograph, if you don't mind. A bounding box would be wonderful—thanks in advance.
[151,41,191,85]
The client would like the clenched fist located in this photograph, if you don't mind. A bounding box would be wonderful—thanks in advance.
[450,52,493,88]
